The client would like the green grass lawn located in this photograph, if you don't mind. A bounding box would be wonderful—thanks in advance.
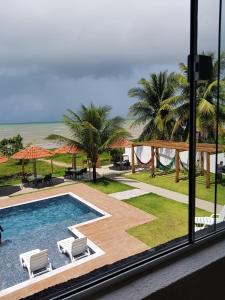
[87,177,134,194]
[125,193,210,248]
[0,159,65,186]
[53,151,110,167]
[125,171,225,205]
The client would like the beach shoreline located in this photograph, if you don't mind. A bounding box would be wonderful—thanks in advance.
[0,120,142,148]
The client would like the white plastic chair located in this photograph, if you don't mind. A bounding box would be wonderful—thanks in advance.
[57,236,90,262]
[19,249,52,278]
[195,205,225,227]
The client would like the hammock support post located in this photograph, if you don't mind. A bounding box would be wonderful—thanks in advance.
[200,152,204,176]
[175,149,180,183]
[206,152,210,188]
[151,146,155,176]
[131,144,135,174]
[130,140,223,189]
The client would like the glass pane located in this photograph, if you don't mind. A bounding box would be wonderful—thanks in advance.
[215,0,225,231]
[195,0,221,236]
[0,0,190,297]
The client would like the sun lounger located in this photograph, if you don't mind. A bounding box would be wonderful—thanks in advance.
[57,236,90,262]
[195,205,225,227]
[195,224,206,232]
[19,249,52,278]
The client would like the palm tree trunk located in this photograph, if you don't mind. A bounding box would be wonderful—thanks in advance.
[92,162,97,182]
[92,153,98,183]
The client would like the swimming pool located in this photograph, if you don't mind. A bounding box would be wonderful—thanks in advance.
[0,193,104,239]
[0,193,108,292]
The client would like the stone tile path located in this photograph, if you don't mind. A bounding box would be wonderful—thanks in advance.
[110,188,149,200]
[109,176,221,213]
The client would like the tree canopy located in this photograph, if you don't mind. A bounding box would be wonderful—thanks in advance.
[128,71,179,140]
[47,103,129,181]
[129,52,225,143]
[0,134,23,156]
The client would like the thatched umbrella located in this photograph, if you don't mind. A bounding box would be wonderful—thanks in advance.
[54,144,80,170]
[11,145,53,177]
[0,156,8,164]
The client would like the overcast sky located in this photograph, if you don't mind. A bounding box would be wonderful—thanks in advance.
[0,0,223,123]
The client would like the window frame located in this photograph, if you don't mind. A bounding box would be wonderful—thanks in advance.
[13,1,225,298]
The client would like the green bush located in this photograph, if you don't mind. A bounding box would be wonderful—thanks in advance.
[0,134,23,156]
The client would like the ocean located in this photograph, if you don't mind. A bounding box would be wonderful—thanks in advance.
[0,123,69,148]
[0,121,142,148]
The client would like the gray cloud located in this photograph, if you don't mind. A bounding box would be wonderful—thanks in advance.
[0,0,222,123]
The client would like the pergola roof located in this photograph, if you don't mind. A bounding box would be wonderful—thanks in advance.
[134,140,225,154]
[11,145,53,160]
[108,138,133,149]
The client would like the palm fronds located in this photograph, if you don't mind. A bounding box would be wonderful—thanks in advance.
[46,104,129,182]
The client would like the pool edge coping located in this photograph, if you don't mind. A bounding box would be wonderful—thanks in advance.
[0,191,112,227]
[0,191,111,297]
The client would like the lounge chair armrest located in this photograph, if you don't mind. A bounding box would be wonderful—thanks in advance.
[210,214,220,218]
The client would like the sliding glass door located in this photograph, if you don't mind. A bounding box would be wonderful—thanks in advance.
[194,0,225,237]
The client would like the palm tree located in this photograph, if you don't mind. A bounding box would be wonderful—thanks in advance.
[47,104,129,182]
[128,71,179,140]
[158,52,225,142]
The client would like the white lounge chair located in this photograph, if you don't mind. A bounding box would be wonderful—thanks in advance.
[57,236,90,262]
[19,249,52,278]
[195,205,225,227]
[195,224,206,232]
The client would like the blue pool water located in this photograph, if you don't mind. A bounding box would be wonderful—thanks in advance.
[0,194,103,239]
[0,194,104,291]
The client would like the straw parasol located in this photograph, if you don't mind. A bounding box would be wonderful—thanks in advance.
[0,155,8,164]
[12,145,53,177]
[54,144,80,170]
[108,138,133,149]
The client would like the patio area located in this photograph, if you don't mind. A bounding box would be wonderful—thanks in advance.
[0,183,154,300]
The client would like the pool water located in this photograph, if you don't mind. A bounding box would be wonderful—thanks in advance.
[0,194,104,291]
[0,194,103,239]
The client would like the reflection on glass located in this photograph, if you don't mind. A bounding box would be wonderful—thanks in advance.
[216,0,225,231]
[0,0,191,296]
[195,0,222,236]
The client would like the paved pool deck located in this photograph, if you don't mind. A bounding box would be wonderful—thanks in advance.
[0,183,154,300]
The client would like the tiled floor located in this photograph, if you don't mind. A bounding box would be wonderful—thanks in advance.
[0,183,155,300]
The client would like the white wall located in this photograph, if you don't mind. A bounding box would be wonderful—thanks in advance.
[124,146,225,174]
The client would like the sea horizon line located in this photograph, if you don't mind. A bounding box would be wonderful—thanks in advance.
[0,121,64,126]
